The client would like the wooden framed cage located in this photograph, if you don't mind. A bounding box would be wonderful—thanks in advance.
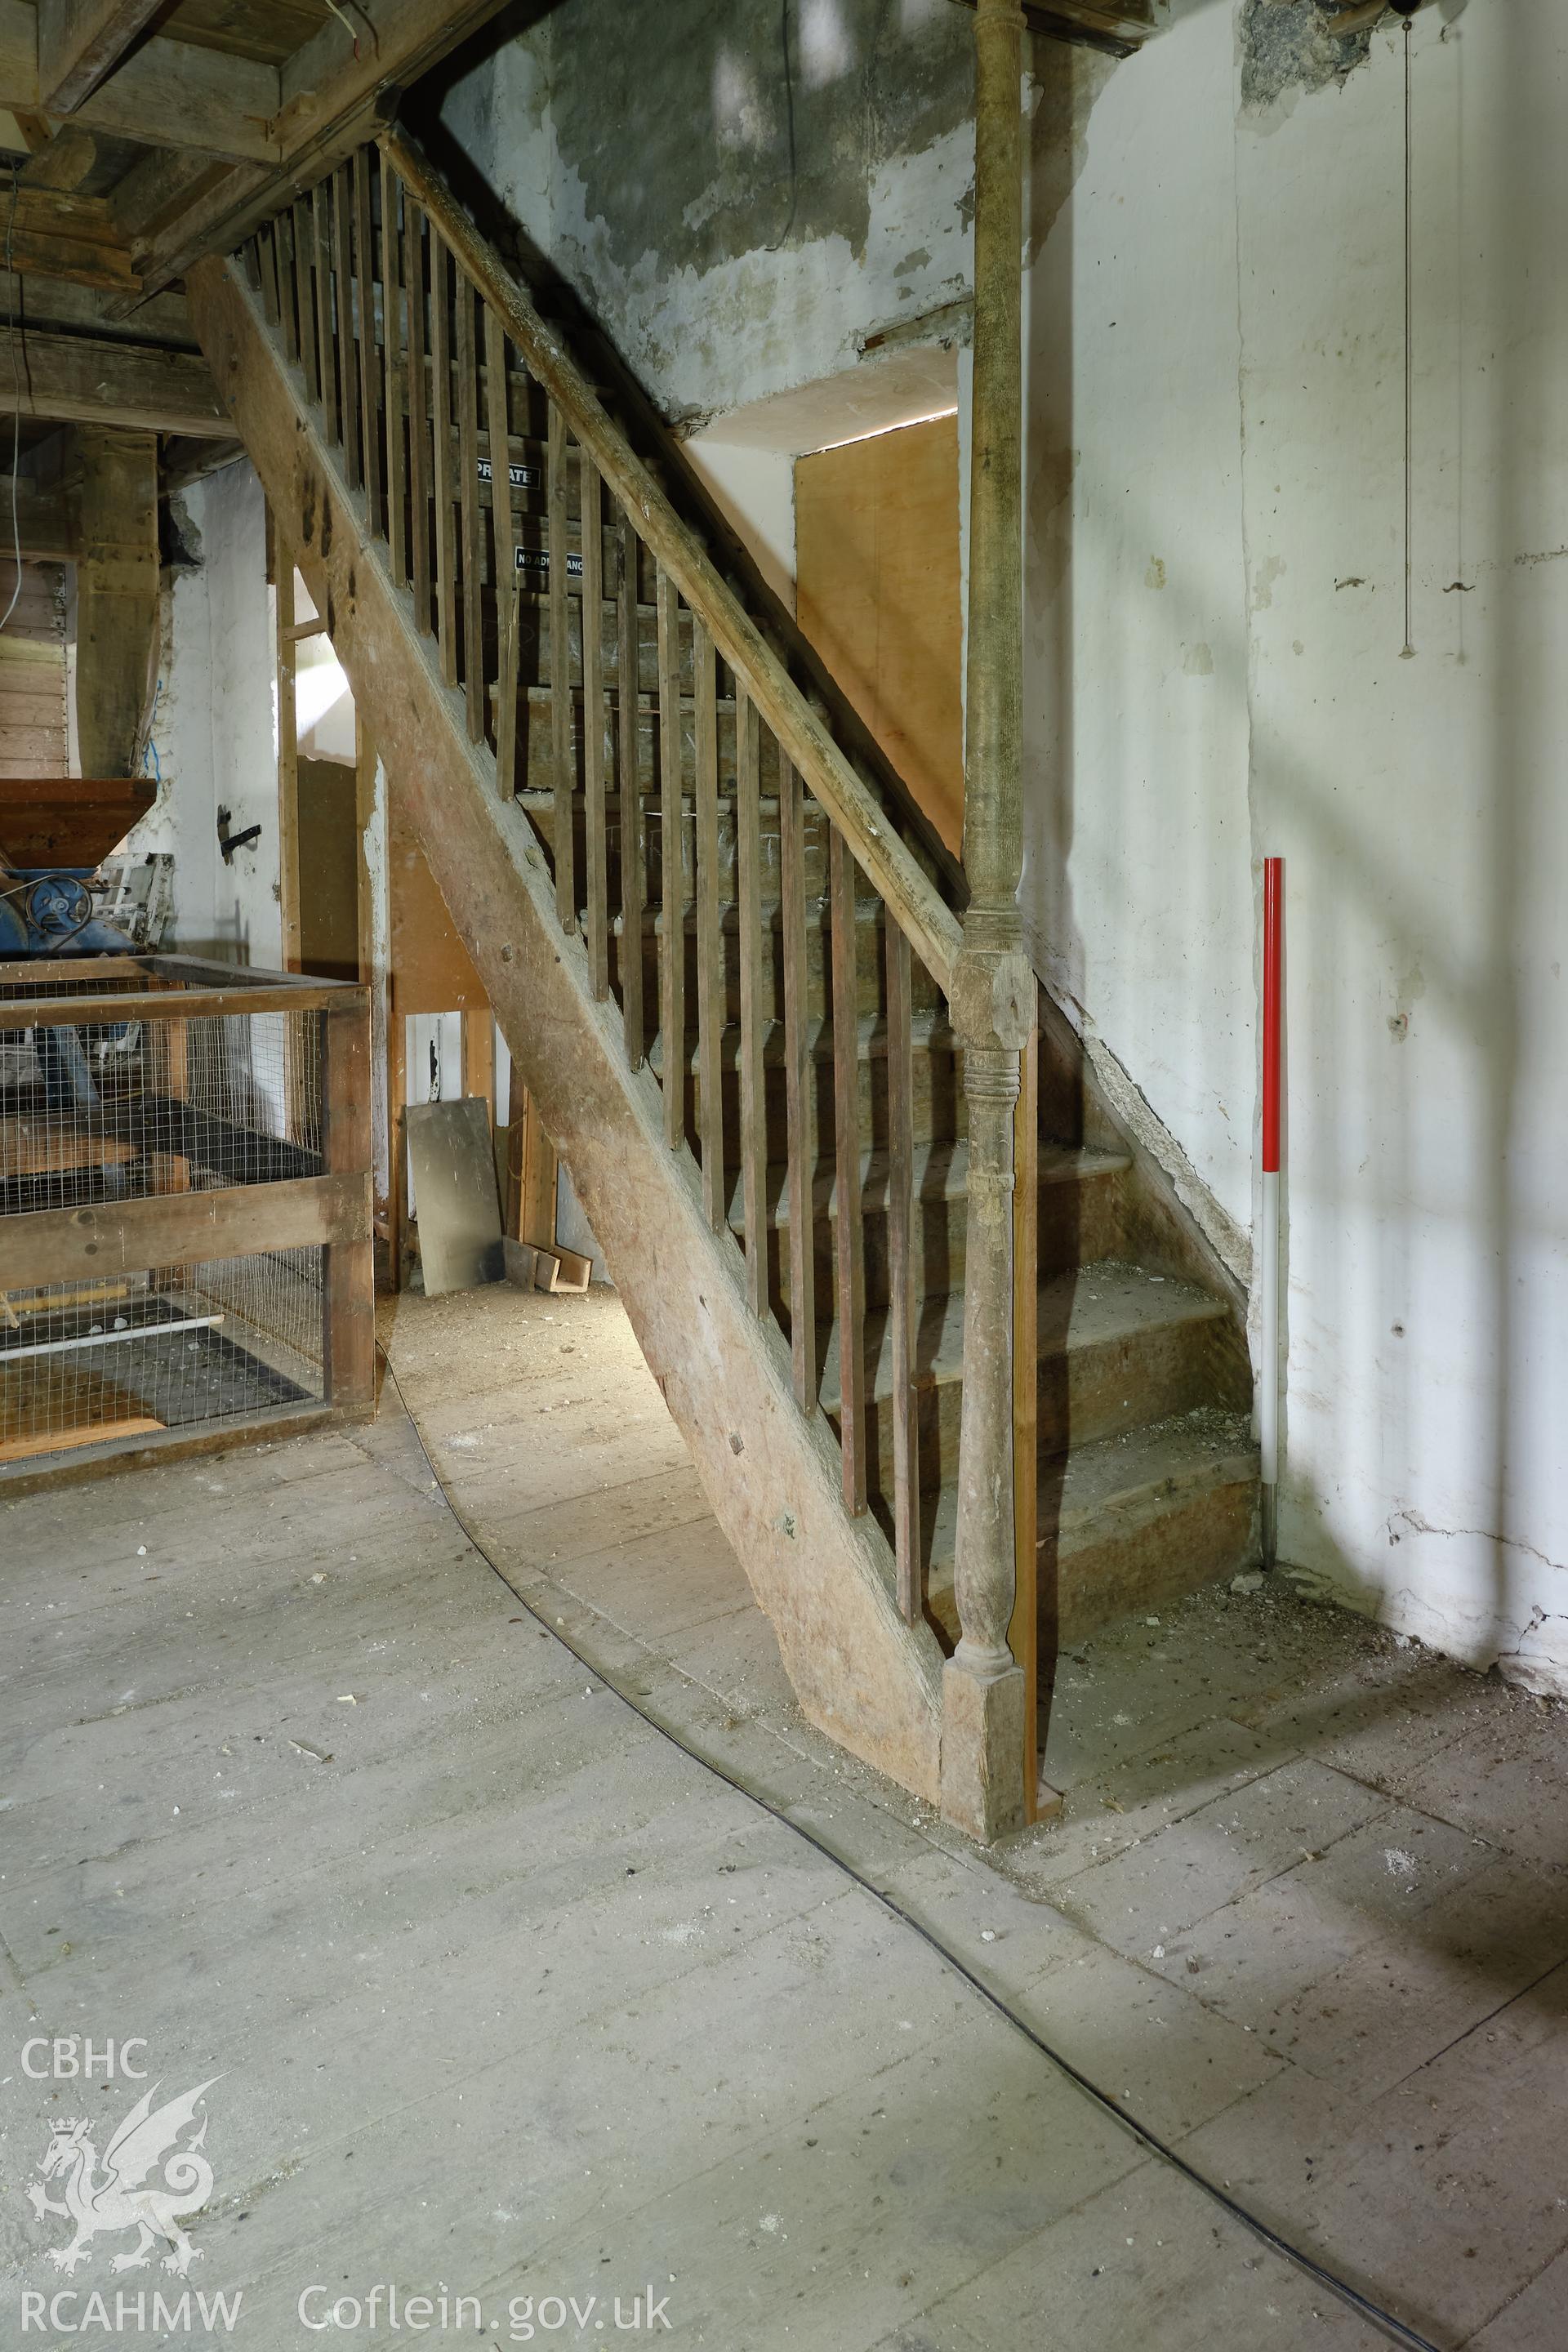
[0,954,373,1487]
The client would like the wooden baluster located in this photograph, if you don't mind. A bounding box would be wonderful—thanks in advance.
[380,156,407,589]
[496,570,521,802]
[312,180,336,444]
[333,163,360,485]
[483,305,515,604]
[830,825,866,1515]
[276,207,299,364]
[258,220,280,326]
[580,453,608,997]
[693,616,724,1230]
[736,688,766,1316]
[405,198,430,630]
[617,509,643,1068]
[242,234,262,296]
[655,565,684,1147]
[430,230,457,684]
[547,400,576,933]
[354,147,381,537]
[778,755,817,1410]
[456,272,483,740]
[295,195,318,407]
[886,920,920,1618]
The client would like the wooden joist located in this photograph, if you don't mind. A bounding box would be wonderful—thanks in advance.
[37,0,163,113]
[111,0,519,309]
[0,0,283,161]
[0,183,136,292]
[0,327,226,434]
[0,471,71,559]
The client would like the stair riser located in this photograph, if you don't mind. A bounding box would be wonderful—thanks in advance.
[1048,1473,1261,1644]
[920,1470,1261,1650]
[827,1309,1246,1500]
[760,1165,1128,1316]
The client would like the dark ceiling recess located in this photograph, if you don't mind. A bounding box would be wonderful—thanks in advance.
[1326,0,1433,33]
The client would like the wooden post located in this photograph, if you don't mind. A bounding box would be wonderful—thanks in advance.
[274,528,302,973]
[73,425,158,778]
[461,1005,495,1120]
[940,0,1033,1843]
[323,998,375,1413]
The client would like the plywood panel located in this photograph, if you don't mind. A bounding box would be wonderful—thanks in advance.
[795,413,963,857]
[387,791,487,1015]
[296,754,359,981]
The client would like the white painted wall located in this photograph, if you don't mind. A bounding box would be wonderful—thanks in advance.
[127,462,281,966]
[1026,0,1568,1687]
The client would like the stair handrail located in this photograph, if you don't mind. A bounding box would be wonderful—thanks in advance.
[378,122,964,1001]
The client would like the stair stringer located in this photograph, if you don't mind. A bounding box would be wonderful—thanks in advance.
[188,251,947,1805]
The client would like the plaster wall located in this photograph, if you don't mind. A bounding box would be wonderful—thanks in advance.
[127,461,281,966]
[438,0,974,425]
[1026,0,1568,1687]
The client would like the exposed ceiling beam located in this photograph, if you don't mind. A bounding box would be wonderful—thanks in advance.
[37,0,163,114]
[70,38,281,163]
[0,323,226,433]
[946,0,1153,59]
[0,2,284,163]
[0,267,194,341]
[0,184,139,291]
[160,430,244,493]
[1325,0,1433,30]
[115,0,518,309]
[0,465,71,557]
[16,116,94,187]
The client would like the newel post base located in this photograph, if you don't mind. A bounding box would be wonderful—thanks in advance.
[941,1649,1028,1842]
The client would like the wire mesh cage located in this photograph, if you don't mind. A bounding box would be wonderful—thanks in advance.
[0,954,372,1478]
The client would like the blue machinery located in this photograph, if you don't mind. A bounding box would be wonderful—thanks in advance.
[0,775,154,960]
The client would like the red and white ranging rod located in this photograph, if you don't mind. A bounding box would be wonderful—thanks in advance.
[1260,857,1283,1566]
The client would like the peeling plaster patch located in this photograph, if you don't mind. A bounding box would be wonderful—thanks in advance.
[1183,640,1215,676]
[550,124,973,421]
[1241,0,1374,116]
[1145,555,1167,590]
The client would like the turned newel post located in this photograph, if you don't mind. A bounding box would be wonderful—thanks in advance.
[941,0,1032,1842]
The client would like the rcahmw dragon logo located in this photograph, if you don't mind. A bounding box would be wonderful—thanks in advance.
[27,2078,221,2277]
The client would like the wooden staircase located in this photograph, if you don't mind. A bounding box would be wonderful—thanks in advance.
[185,119,1259,1838]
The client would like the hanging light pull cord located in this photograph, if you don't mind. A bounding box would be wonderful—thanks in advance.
[1401,11,1415,659]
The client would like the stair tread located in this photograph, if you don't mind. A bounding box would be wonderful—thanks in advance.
[724,1140,1129,1231]
[818,1258,1232,1412]
[923,1406,1258,1577]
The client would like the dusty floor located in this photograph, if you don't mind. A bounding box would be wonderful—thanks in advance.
[3,1282,1566,2351]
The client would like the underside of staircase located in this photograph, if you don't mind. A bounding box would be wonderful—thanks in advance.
[185,123,1259,1834]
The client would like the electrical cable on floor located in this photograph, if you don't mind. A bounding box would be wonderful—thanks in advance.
[379,1348,1448,2352]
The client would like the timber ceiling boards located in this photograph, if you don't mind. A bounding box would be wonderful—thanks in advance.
[0,0,514,444]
